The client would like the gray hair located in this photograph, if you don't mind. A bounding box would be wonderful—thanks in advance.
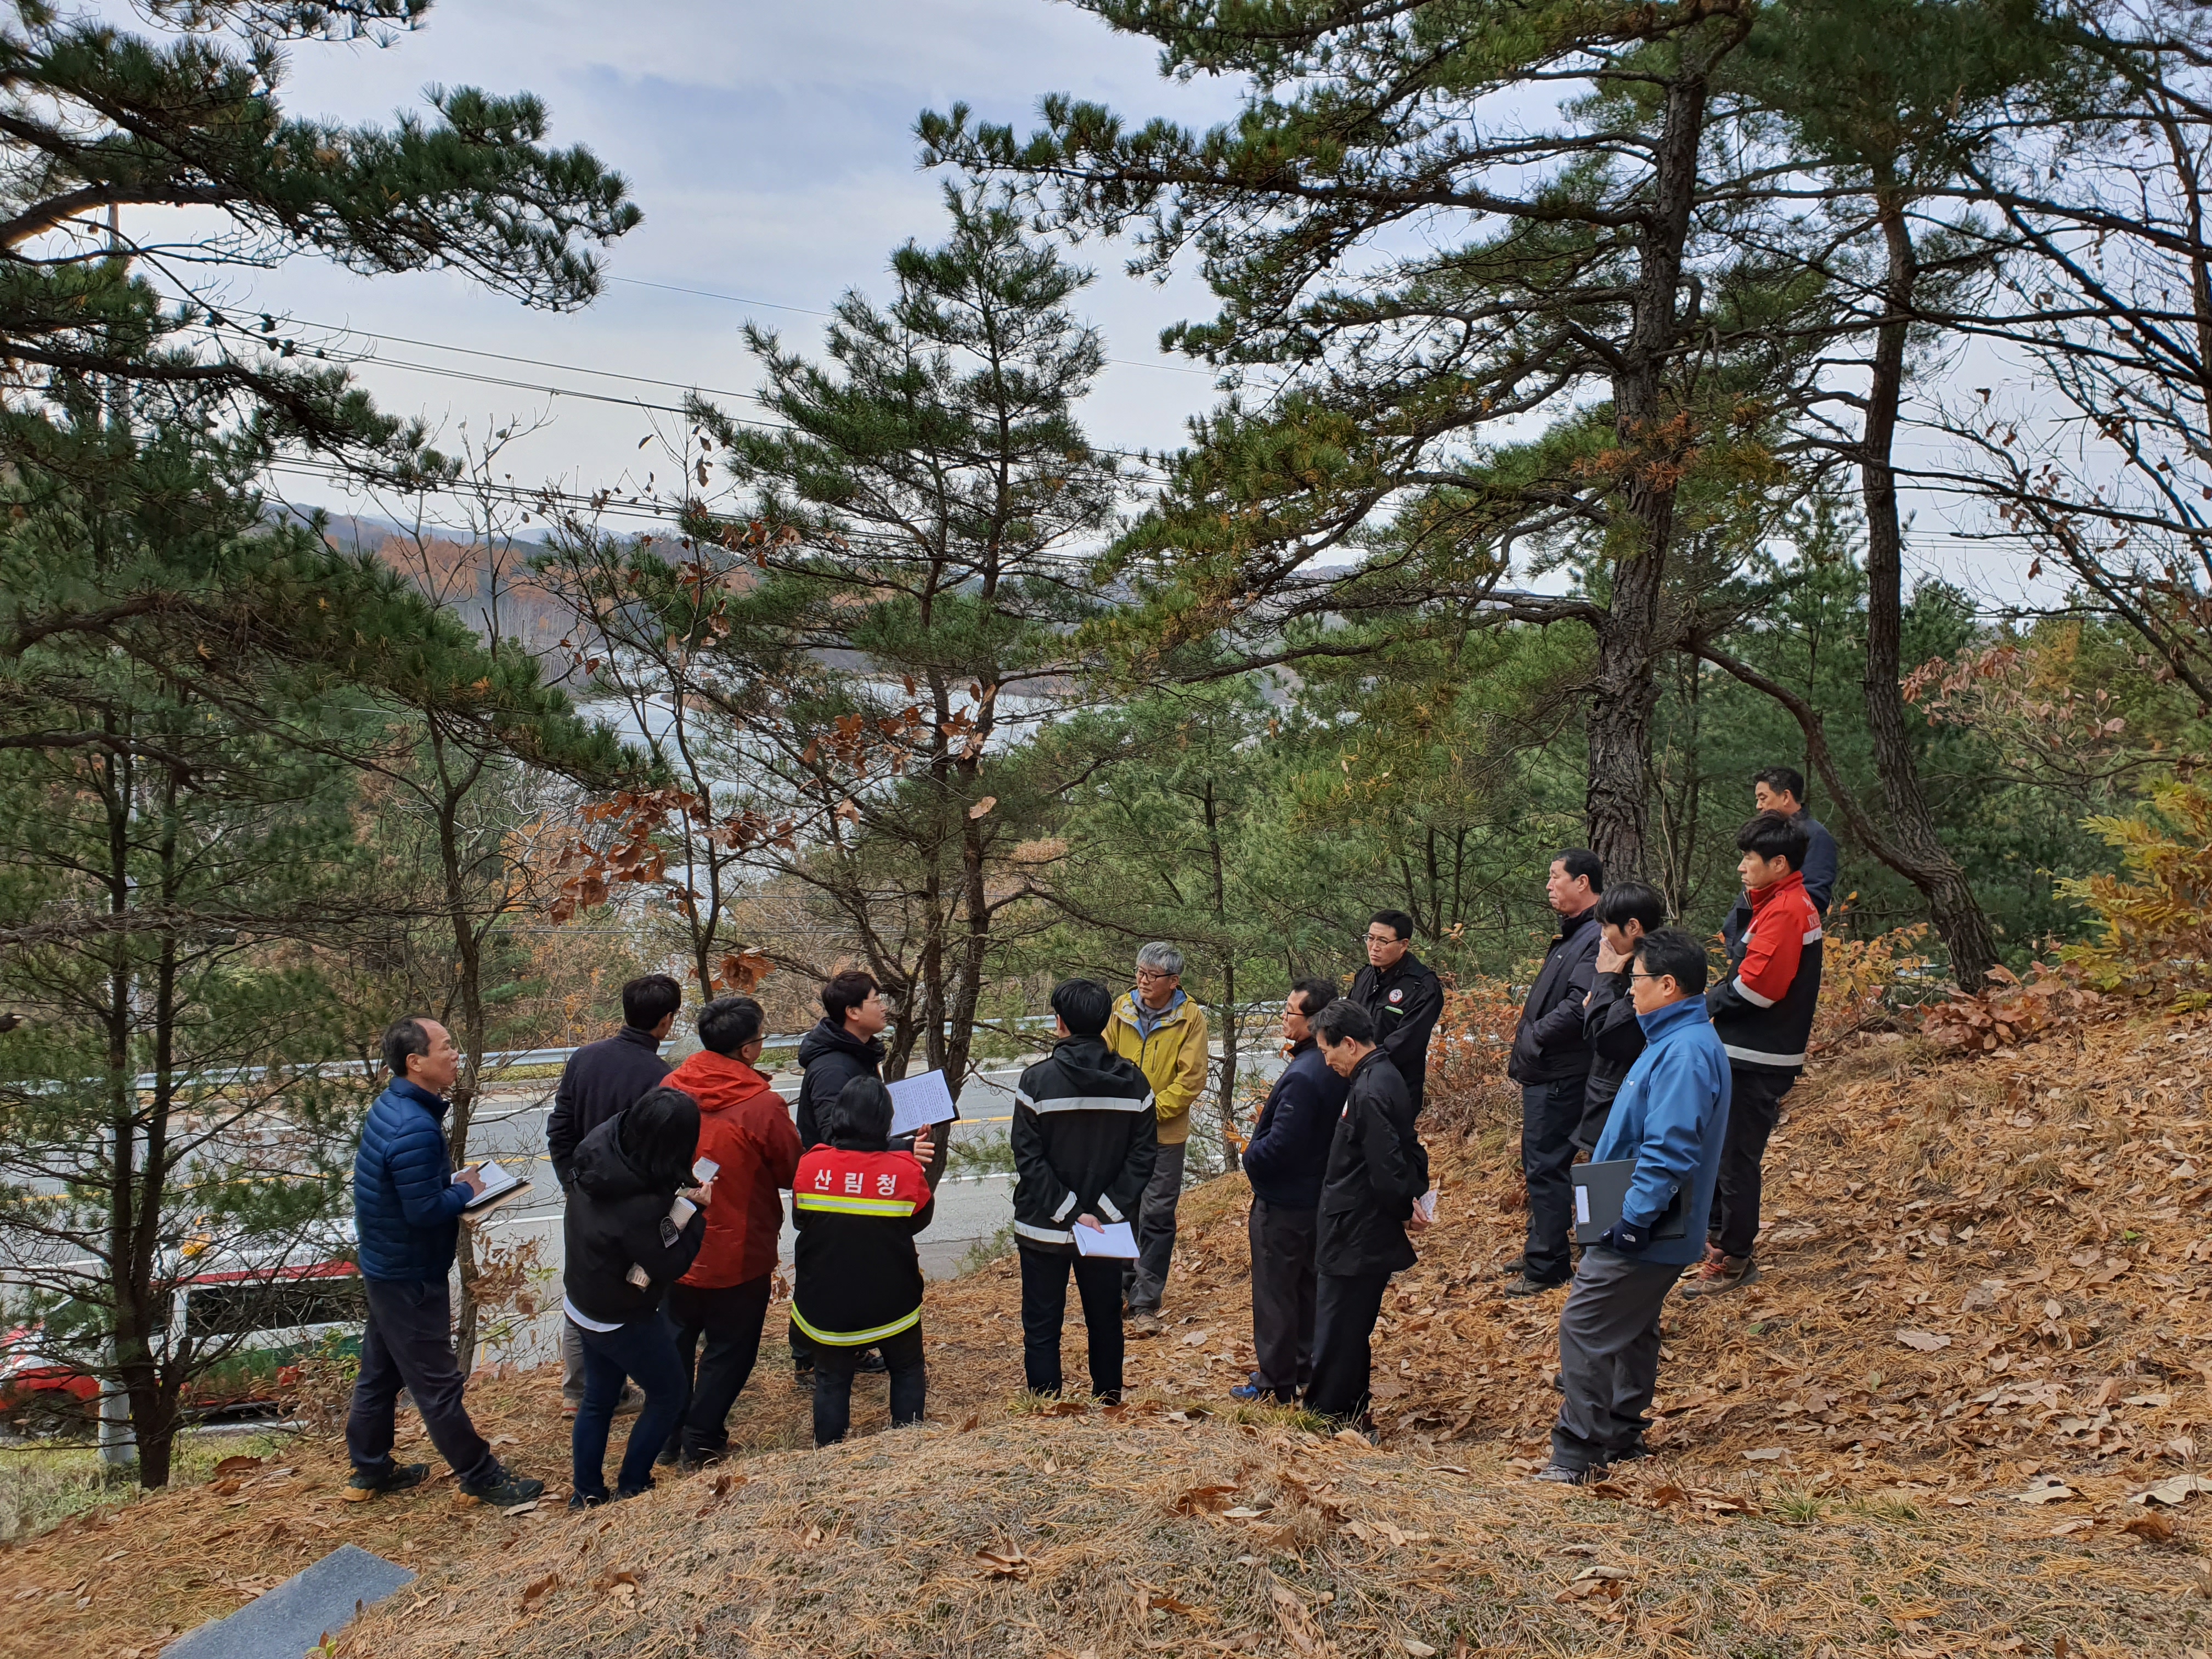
[1135,941,1184,978]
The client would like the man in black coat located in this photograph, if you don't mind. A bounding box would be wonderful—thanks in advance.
[1233,977,1347,1404]
[1577,881,1667,1153]
[787,969,950,1383]
[793,969,890,1151]
[1347,910,1444,1116]
[1010,979,1158,1403]
[547,973,681,1415]
[1304,998,1431,1426]
[1505,850,1603,1297]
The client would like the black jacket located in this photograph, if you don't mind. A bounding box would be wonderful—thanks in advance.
[1348,952,1444,1113]
[1577,964,1644,1149]
[561,1114,706,1327]
[1241,1040,1349,1210]
[794,1018,884,1149]
[547,1024,669,1189]
[1508,906,1601,1085]
[1011,1035,1156,1254]
[1316,1050,1429,1278]
[1721,810,1838,953]
[790,1135,935,1347]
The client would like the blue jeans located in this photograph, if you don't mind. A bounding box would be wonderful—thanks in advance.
[571,1310,686,1500]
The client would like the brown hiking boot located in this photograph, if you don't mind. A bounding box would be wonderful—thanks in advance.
[1679,1250,1758,1298]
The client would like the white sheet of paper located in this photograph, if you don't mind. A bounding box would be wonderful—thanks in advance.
[1415,1188,1438,1224]
[888,1069,958,1137]
[1072,1220,1139,1259]
[459,1159,521,1199]
[1573,1186,1591,1226]
[692,1157,720,1184]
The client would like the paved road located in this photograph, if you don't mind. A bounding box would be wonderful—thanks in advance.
[461,1051,1286,1370]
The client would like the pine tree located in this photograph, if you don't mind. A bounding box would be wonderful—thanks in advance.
[922,2,1803,877]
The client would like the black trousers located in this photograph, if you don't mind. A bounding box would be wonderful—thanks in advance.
[1551,1248,1680,1470]
[1521,1077,1588,1281]
[345,1277,496,1487]
[663,1274,771,1462]
[1304,1268,1391,1422]
[1709,1067,1796,1259]
[1247,1198,1318,1400]
[812,1323,926,1446]
[1019,1245,1125,1400]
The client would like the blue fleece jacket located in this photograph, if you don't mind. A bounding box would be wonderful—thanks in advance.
[1589,996,1732,1267]
[1241,1040,1350,1210]
[353,1077,470,1282]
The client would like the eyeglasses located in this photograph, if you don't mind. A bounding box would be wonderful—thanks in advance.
[1629,972,1670,982]
[1135,968,1174,983]
[1363,933,1398,946]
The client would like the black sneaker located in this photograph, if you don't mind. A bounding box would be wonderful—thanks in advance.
[1502,1272,1572,1299]
[456,1465,546,1509]
[1498,1256,1529,1278]
[567,1491,607,1511]
[793,1366,815,1392]
[856,1349,889,1375]
[342,1461,428,1503]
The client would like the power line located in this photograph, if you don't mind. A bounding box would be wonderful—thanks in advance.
[610,275,1223,379]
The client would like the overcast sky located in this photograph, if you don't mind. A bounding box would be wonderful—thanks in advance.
[220,1,1240,531]
[133,0,2034,602]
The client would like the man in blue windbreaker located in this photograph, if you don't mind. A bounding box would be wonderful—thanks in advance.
[345,1017,544,1509]
[1534,928,1731,1483]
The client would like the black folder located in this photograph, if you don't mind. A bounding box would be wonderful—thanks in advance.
[1570,1159,1688,1245]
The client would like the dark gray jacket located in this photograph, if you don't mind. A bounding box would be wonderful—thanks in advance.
[547,1025,669,1189]
[1315,1051,1428,1278]
[1507,906,1601,1085]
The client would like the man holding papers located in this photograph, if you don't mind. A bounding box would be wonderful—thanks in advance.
[1304,1000,1430,1428]
[1011,979,1158,1402]
[1534,928,1731,1485]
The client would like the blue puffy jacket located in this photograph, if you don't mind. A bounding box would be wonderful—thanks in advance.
[354,1078,469,1282]
[1590,995,1732,1268]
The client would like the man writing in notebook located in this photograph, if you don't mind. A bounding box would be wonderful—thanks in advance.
[1534,929,1730,1483]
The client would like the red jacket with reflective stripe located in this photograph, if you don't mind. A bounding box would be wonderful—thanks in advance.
[1707,870,1824,1074]
[790,1144,934,1346]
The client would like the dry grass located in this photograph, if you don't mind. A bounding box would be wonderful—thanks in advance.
[5,1005,2212,1657]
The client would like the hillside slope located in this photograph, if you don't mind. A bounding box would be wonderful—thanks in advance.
[4,1011,2210,1657]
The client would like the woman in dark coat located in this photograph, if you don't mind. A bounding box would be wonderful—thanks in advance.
[563,1086,708,1505]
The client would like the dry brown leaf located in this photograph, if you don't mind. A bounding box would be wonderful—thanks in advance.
[967,796,997,819]
[1894,1329,1953,1352]
[977,1545,1031,1581]
[2124,1511,2178,1542]
[1174,1484,1238,1515]
[211,1455,261,1478]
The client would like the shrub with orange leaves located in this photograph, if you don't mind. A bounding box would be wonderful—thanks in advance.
[1424,978,1522,1137]
[2060,780,2212,1011]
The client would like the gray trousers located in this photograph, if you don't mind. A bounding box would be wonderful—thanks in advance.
[1247,1198,1317,1399]
[1551,1248,1680,1471]
[1122,1139,1187,1313]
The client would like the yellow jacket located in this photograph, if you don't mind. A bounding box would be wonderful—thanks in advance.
[1104,990,1210,1148]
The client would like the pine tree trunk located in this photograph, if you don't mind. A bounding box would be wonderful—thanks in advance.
[1860,190,2001,985]
[1584,62,1713,880]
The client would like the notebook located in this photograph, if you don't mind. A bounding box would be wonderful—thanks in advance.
[458,1159,531,1215]
[1570,1159,1686,1245]
[888,1069,961,1138]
